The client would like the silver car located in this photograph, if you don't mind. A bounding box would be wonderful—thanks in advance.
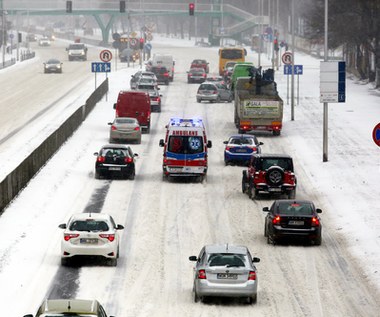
[189,244,260,304]
[196,82,233,103]
[108,117,141,144]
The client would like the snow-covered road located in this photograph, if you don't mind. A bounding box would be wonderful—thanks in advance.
[0,36,379,316]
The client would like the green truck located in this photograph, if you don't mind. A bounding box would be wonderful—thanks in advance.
[234,70,283,136]
[230,62,257,91]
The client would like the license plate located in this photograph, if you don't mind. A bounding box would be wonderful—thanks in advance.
[269,188,281,192]
[169,167,182,172]
[109,167,121,171]
[217,273,238,279]
[80,238,98,244]
[289,220,304,226]
[235,148,247,153]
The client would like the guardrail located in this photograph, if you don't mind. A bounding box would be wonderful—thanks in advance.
[0,78,109,215]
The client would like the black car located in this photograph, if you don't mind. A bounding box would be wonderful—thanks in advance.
[150,66,170,85]
[263,200,322,245]
[94,144,138,180]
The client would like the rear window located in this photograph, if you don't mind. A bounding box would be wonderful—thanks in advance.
[276,202,314,215]
[208,253,247,267]
[261,158,293,171]
[198,84,216,91]
[115,118,136,124]
[138,85,155,90]
[101,148,129,157]
[69,44,85,49]
[152,67,168,74]
[69,219,109,232]
[229,137,256,145]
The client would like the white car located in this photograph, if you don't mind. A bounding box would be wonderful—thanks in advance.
[23,299,115,317]
[58,213,124,266]
[38,37,51,46]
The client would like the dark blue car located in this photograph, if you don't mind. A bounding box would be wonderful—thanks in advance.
[223,134,263,165]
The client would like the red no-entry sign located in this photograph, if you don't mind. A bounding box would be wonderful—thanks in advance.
[372,123,380,147]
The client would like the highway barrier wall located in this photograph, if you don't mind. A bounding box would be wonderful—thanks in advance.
[0,78,109,214]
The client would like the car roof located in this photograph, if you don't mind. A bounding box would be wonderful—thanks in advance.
[252,153,292,159]
[229,134,256,139]
[204,244,248,255]
[38,299,100,314]
[274,199,314,205]
[100,144,131,150]
[69,213,112,221]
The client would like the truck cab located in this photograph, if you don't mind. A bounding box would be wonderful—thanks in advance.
[66,43,88,61]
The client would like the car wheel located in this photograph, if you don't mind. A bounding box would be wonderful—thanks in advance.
[61,257,70,266]
[109,258,117,267]
[95,171,101,179]
[228,94,233,102]
[314,231,322,246]
[128,168,135,180]
[247,294,257,304]
[288,189,296,199]
[273,130,281,136]
[242,171,248,193]
[193,287,200,303]
[136,137,142,144]
[248,181,253,198]
[117,246,120,258]
[197,98,201,103]
[216,95,221,103]
[251,187,258,200]
[266,166,285,186]
[264,220,268,237]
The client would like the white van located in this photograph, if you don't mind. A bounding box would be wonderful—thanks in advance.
[152,54,175,81]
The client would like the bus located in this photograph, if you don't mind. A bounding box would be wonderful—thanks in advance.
[218,47,247,75]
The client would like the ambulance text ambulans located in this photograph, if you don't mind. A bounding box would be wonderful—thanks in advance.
[159,118,212,181]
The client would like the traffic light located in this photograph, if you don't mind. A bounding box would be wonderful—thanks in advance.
[274,39,279,51]
[139,38,144,49]
[120,1,126,13]
[66,1,72,13]
[189,3,195,16]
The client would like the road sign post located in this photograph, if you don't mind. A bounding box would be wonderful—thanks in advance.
[91,62,111,90]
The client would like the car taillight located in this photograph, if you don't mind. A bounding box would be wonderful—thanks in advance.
[203,73,207,77]
[111,126,117,131]
[99,234,115,242]
[311,217,320,226]
[213,90,217,94]
[164,72,169,77]
[97,156,105,163]
[250,147,257,151]
[272,216,281,225]
[225,146,232,151]
[198,269,206,279]
[125,157,133,163]
[64,233,79,241]
[134,126,140,131]
[248,271,256,280]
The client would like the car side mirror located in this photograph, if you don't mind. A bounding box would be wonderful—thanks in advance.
[116,224,124,230]
[316,208,322,213]
[23,314,33,317]
[94,152,99,156]
[259,142,264,145]
[189,256,197,261]
[252,257,260,263]
[207,140,212,148]
[262,207,269,212]
[134,153,139,157]
[159,139,165,147]
[58,223,67,229]
[108,122,112,126]
[223,141,228,144]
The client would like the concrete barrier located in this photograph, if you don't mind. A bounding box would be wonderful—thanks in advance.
[0,78,109,214]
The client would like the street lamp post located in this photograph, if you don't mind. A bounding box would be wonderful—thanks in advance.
[323,0,329,161]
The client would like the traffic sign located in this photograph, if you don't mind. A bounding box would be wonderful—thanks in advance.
[320,61,346,103]
[372,123,380,147]
[91,62,111,73]
[284,65,303,75]
[129,38,138,48]
[99,49,112,62]
[145,43,152,51]
[282,51,292,65]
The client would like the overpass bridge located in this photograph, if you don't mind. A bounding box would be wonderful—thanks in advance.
[1,1,269,45]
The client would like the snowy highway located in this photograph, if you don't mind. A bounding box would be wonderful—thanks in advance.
[0,36,379,316]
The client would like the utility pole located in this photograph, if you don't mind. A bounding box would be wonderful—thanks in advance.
[323,0,329,161]
[291,0,295,121]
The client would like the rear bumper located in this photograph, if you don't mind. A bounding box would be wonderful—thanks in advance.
[272,226,321,239]
[255,183,295,194]
[196,279,257,298]
[163,165,207,177]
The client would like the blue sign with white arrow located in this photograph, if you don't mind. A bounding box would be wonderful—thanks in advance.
[91,62,111,73]
[284,65,303,75]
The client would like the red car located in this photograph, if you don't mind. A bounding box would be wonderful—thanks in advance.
[190,59,209,73]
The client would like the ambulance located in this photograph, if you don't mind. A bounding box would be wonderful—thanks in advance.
[159,118,212,181]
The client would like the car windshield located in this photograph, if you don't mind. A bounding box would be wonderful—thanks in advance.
[47,59,60,64]
[261,158,292,171]
[277,202,314,215]
[167,136,204,154]
[138,85,155,90]
[208,253,247,267]
[69,44,84,49]
[69,219,109,232]
[229,137,255,145]
[40,315,97,317]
